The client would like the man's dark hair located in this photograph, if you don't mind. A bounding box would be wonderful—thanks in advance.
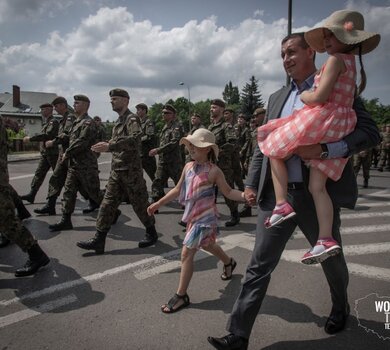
[282,32,316,61]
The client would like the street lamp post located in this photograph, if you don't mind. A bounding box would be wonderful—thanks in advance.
[179,82,191,131]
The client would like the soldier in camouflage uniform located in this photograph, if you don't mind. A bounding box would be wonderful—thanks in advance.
[150,104,184,203]
[239,107,266,218]
[378,124,390,172]
[353,148,372,188]
[77,89,158,254]
[237,113,251,178]
[49,95,103,231]
[0,115,50,277]
[209,99,240,226]
[34,96,76,215]
[20,103,59,203]
[224,108,245,192]
[184,113,206,163]
[136,103,158,181]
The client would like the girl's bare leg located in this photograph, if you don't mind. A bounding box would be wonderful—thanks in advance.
[202,241,230,265]
[270,158,288,205]
[176,246,197,296]
[308,167,333,239]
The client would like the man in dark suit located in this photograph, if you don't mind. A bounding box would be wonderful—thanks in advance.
[208,33,380,350]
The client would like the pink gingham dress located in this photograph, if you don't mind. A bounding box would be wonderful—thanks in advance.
[258,53,357,181]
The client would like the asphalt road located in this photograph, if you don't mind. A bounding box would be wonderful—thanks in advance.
[1,153,389,350]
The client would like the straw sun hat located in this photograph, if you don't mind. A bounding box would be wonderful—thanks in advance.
[304,9,380,55]
[180,128,219,159]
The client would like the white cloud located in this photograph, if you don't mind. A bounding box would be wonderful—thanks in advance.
[1,3,389,120]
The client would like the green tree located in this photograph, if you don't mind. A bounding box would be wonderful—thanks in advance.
[362,97,390,127]
[193,99,213,127]
[223,81,240,105]
[240,76,264,115]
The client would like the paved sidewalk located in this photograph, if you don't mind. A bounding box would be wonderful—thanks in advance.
[8,152,41,162]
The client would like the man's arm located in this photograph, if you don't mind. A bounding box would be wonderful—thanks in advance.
[295,97,380,159]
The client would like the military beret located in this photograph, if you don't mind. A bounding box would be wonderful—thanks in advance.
[39,103,53,109]
[253,107,266,116]
[211,99,225,108]
[52,96,67,106]
[135,103,148,111]
[224,108,234,113]
[162,104,176,114]
[93,116,101,122]
[192,113,201,119]
[237,113,246,119]
[109,88,129,99]
[74,94,90,103]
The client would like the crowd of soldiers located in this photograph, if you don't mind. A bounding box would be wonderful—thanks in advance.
[0,90,267,278]
[353,123,390,187]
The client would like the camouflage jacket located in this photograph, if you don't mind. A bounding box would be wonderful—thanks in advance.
[63,114,98,169]
[0,116,9,185]
[246,128,258,164]
[237,125,251,157]
[29,115,59,156]
[208,119,237,161]
[53,111,76,151]
[157,119,183,164]
[108,109,142,171]
[140,116,158,157]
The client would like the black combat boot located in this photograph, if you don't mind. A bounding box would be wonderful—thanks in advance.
[76,230,108,255]
[82,200,100,214]
[14,243,50,277]
[34,196,57,215]
[49,214,73,231]
[0,233,10,248]
[225,210,240,227]
[14,196,32,220]
[239,205,252,218]
[138,226,158,248]
[20,189,38,204]
[363,179,369,188]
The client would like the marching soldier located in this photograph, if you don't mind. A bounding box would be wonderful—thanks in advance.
[20,103,59,203]
[209,99,240,226]
[150,104,183,203]
[0,115,50,276]
[237,113,251,178]
[49,95,103,231]
[34,96,76,215]
[77,89,158,253]
[353,148,372,188]
[136,103,158,182]
[185,113,206,163]
[378,124,390,171]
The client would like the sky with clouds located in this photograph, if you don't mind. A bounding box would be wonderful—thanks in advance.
[1,0,389,120]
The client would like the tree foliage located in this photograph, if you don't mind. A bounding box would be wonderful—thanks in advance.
[362,97,390,127]
[223,81,240,105]
[240,76,264,116]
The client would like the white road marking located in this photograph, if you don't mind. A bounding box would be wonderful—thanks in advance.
[340,211,389,219]
[0,294,77,329]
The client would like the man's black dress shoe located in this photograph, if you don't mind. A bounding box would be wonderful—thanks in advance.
[324,305,350,334]
[207,334,248,350]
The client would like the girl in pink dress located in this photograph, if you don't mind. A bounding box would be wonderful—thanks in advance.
[257,10,380,264]
[147,128,245,313]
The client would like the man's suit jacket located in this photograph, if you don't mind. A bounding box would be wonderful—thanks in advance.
[246,85,380,209]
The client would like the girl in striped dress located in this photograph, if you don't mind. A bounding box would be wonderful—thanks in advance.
[257,10,380,264]
[147,128,245,313]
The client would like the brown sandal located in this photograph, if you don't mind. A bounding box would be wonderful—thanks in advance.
[221,258,237,280]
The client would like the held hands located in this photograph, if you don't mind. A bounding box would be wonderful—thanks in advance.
[147,202,160,216]
[243,187,257,207]
[23,136,30,143]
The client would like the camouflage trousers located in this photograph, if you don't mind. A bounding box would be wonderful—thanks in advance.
[141,156,157,182]
[62,167,103,215]
[379,148,390,168]
[151,161,182,201]
[0,184,36,251]
[30,153,58,192]
[232,149,245,191]
[96,169,155,233]
[218,160,238,213]
[353,153,372,180]
[47,157,90,200]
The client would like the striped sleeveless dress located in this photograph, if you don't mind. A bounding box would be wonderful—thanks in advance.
[179,161,219,249]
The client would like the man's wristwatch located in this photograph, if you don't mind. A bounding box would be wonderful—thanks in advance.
[320,143,329,159]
